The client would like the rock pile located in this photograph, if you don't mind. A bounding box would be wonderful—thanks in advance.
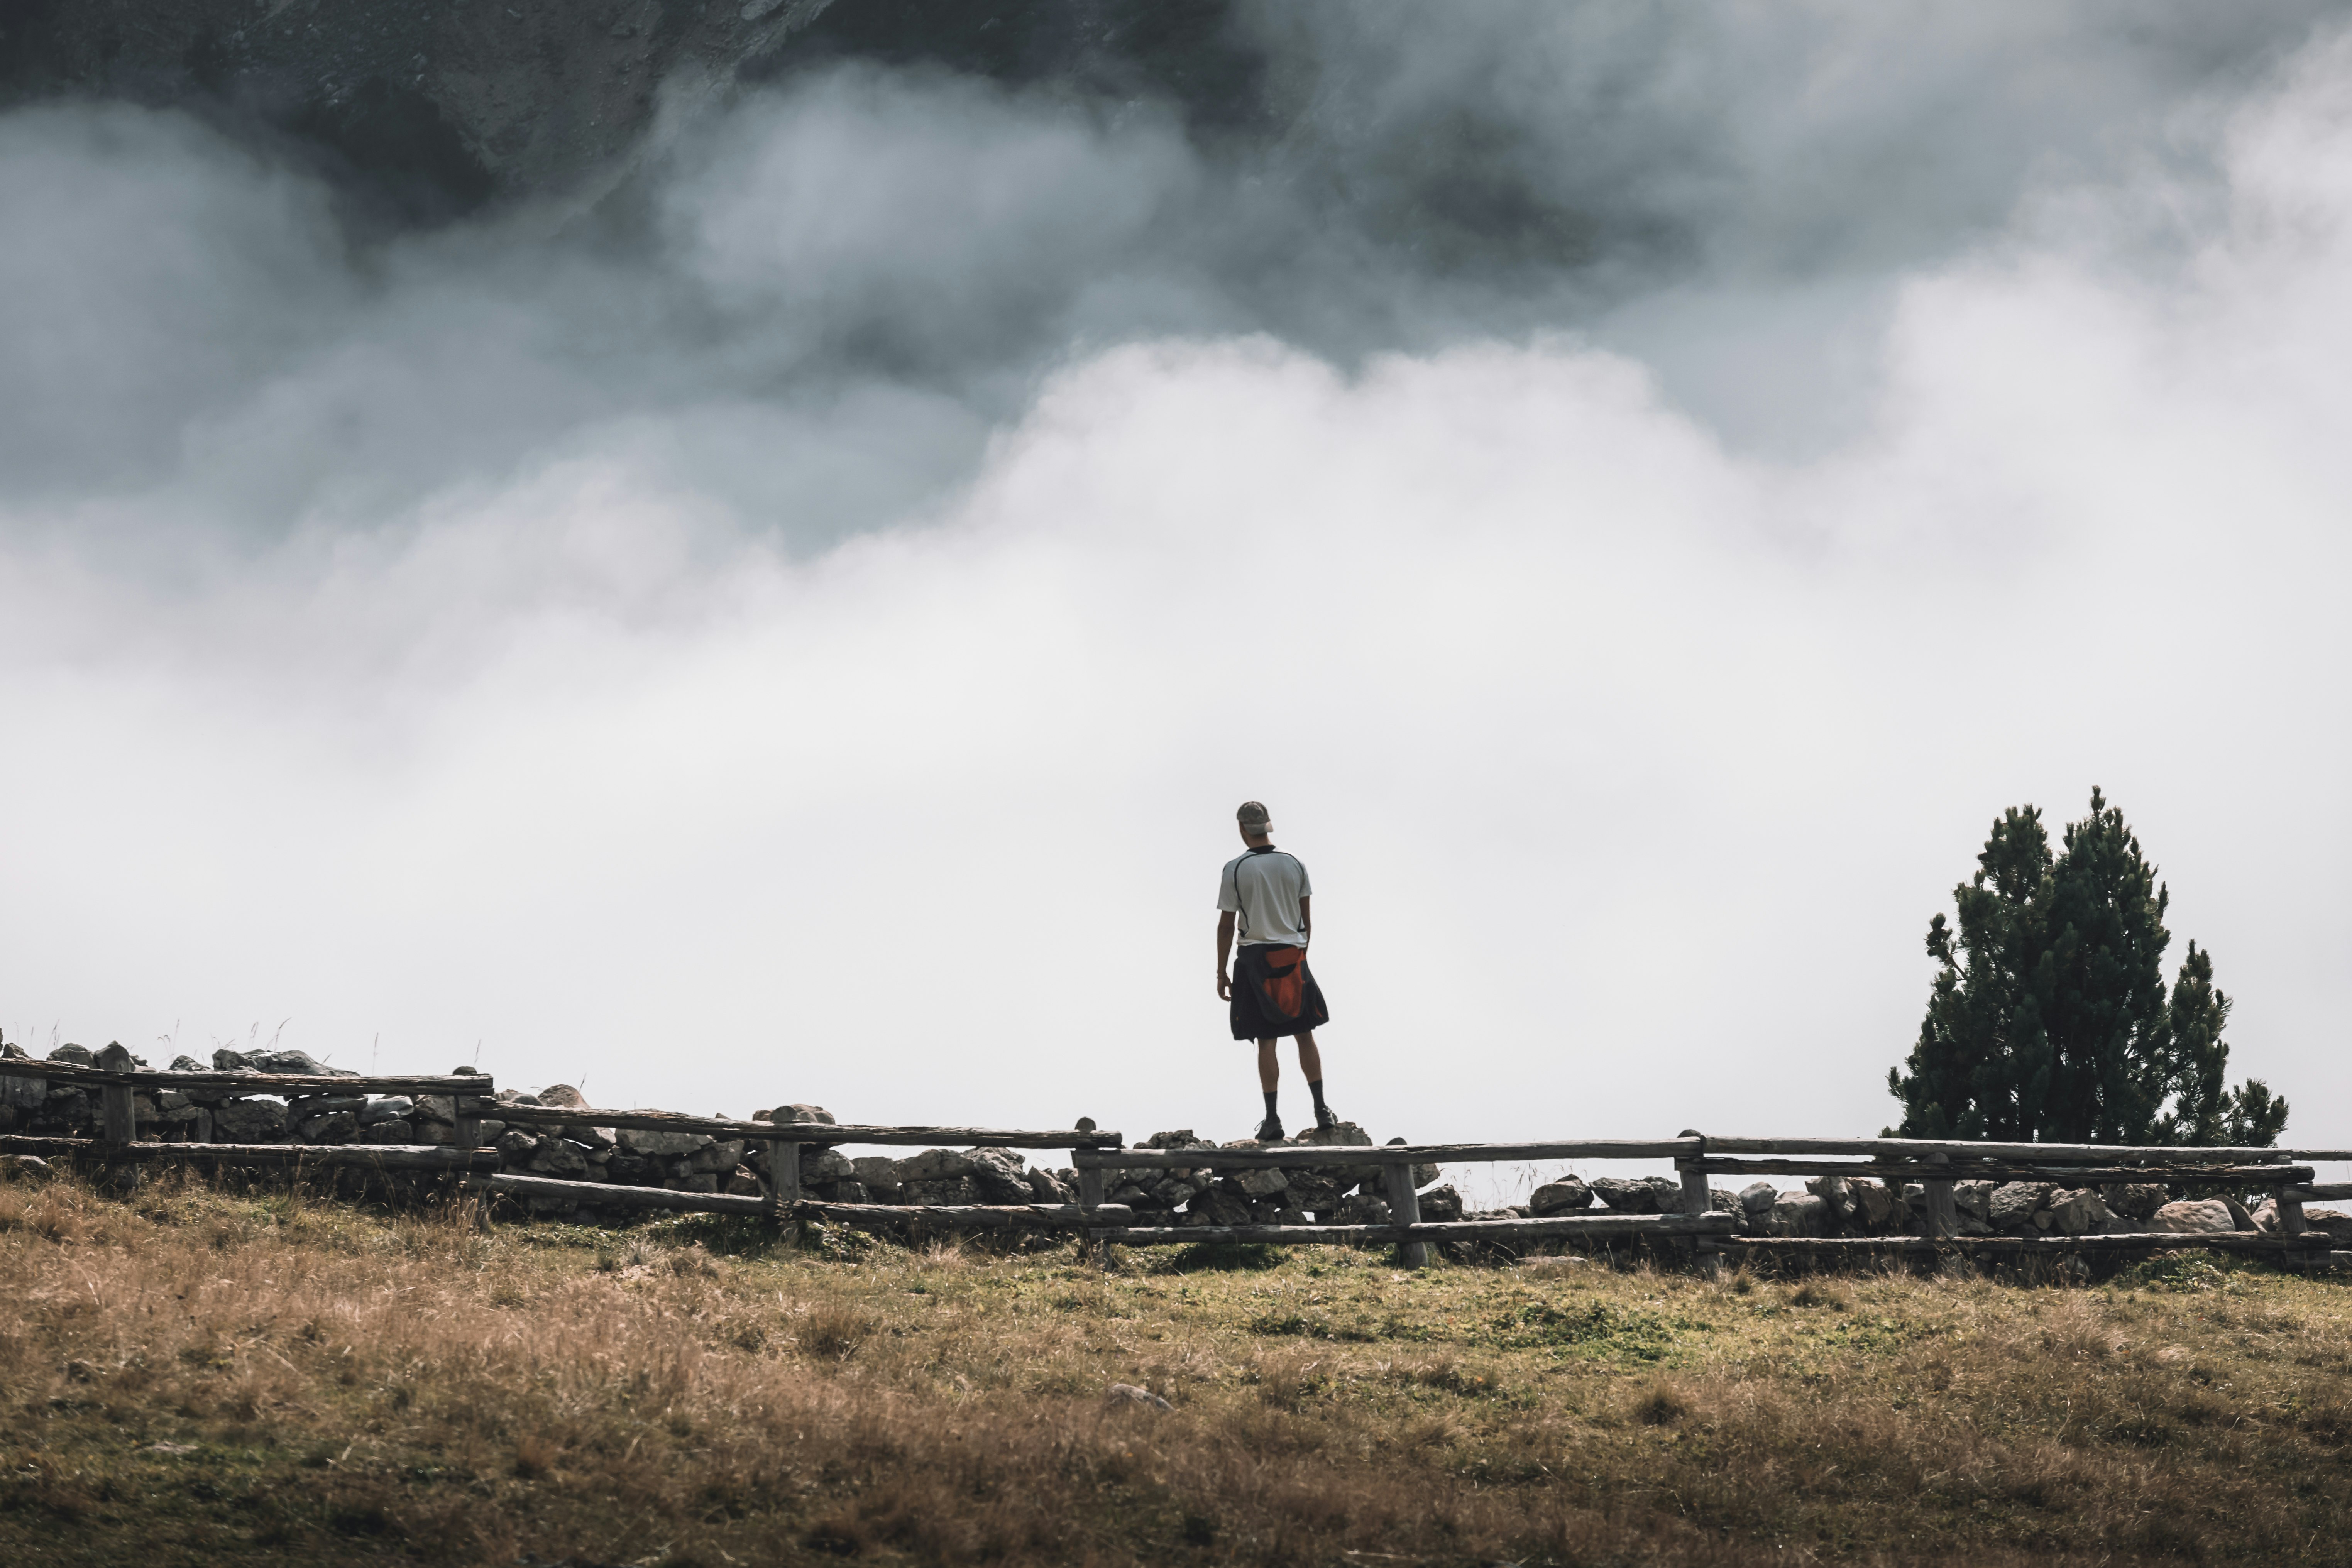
[1514,1171,2275,1239]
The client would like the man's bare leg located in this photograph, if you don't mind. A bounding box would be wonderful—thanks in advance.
[1295,1031,1335,1128]
[1294,1031,1323,1082]
[1255,1039,1284,1140]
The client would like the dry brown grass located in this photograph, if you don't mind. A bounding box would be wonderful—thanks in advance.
[3,1162,2351,1566]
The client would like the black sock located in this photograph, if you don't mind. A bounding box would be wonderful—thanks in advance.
[1263,1089,1279,1122]
[1308,1079,1328,1113]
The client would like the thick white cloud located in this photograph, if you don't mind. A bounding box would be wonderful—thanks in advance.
[2,23,2349,1193]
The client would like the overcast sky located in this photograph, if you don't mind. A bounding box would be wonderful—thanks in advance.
[2,5,2345,1184]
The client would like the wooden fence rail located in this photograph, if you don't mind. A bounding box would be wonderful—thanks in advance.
[6,1048,2346,1275]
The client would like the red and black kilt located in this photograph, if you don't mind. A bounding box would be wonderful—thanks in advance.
[1229,944,1330,1040]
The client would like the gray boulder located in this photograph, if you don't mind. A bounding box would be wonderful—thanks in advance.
[361,1120,415,1144]
[968,1148,1033,1204]
[2105,1183,2168,1220]
[1146,1174,1198,1209]
[1737,1181,1778,1216]
[766,1104,834,1126]
[212,1099,286,1140]
[1847,1177,1897,1231]
[1953,1180,1994,1219]
[1805,1174,1854,1223]
[297,1111,359,1144]
[797,1147,855,1182]
[618,1129,708,1158]
[1591,1177,1659,1213]
[1025,1167,1075,1203]
[1767,1192,1830,1237]
[1193,1186,1253,1226]
[1528,1178,1592,1216]
[220,1048,352,1077]
[2149,1198,2239,1233]
[1295,1121,1374,1148]
[360,1096,414,1125]
[48,1044,97,1066]
[851,1156,905,1199]
[2046,1188,2112,1235]
[529,1141,589,1178]
[1284,1171,1346,1210]
[1417,1183,1464,1222]
[495,1130,540,1160]
[689,1139,746,1176]
[537,1084,589,1109]
[1234,1165,1289,1198]
[1988,1182,2053,1228]
[906,1176,981,1205]
[897,1148,976,1183]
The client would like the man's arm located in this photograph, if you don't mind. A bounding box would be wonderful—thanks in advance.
[1216,911,1236,1001]
[1299,894,1310,946]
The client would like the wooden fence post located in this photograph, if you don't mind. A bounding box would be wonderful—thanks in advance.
[1381,1138,1427,1270]
[95,1044,136,1145]
[1924,1150,1959,1242]
[770,1139,802,1213]
[1678,1131,1720,1280]
[2272,1152,2309,1265]
[1075,1117,1105,1211]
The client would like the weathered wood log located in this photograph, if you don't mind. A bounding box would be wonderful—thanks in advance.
[1381,1153,1427,1269]
[1719,1231,2335,1255]
[486,1104,1121,1147]
[96,1045,137,1145]
[0,1136,496,1172]
[1085,1213,1739,1245]
[792,1200,1137,1230]
[1919,1150,1956,1241]
[477,1172,772,1215]
[0,1061,496,1096]
[1677,1147,1721,1280]
[1704,1135,2340,1162]
[767,1138,801,1212]
[1071,1138,1700,1172]
[1693,1158,2318,1184]
[2283,1184,2352,1202]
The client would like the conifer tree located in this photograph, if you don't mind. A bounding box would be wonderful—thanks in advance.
[1886,788,2286,1145]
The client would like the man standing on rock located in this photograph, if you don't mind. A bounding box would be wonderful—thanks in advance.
[1216,800,1336,1141]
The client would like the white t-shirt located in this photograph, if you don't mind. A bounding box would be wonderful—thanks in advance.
[1218,848,1312,947]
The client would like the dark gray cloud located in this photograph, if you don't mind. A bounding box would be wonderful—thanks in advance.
[0,3,2333,554]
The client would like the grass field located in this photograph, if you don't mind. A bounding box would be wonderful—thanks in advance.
[3,1160,2350,1566]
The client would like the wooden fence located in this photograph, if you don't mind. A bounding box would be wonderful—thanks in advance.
[4,1051,2347,1274]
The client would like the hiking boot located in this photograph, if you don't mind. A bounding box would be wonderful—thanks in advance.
[1254,1115,1285,1142]
[1313,1103,1340,1132]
